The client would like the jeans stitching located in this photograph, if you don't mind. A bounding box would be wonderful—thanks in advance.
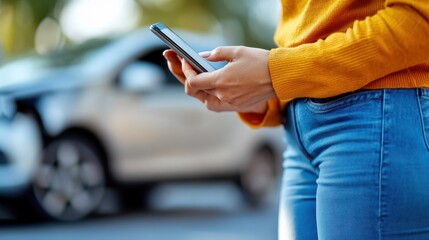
[417,90,429,150]
[290,100,314,161]
[378,89,386,240]
[306,91,383,113]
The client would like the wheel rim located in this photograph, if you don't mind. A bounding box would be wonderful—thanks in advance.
[33,139,105,221]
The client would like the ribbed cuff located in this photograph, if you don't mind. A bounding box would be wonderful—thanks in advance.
[237,97,283,128]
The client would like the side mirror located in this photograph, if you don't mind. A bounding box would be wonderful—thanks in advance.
[119,62,166,93]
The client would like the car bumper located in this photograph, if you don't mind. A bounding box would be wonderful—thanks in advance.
[0,114,41,196]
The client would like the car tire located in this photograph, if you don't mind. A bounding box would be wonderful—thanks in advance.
[235,147,278,207]
[28,135,106,221]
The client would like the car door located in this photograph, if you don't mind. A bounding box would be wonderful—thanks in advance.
[104,53,230,180]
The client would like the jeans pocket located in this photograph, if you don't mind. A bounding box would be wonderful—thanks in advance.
[418,88,429,150]
[306,90,383,113]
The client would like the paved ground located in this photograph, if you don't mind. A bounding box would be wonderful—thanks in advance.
[0,182,280,240]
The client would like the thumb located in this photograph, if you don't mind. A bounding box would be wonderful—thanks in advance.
[199,46,237,62]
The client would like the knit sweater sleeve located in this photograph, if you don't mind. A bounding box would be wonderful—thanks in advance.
[238,97,284,129]
[270,0,429,101]
[239,0,429,129]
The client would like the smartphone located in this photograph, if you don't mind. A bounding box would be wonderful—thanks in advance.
[150,22,216,73]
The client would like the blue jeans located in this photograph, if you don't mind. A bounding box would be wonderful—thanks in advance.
[279,89,429,240]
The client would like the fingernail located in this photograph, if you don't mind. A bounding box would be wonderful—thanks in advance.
[199,51,211,58]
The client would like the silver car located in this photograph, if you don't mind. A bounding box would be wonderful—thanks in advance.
[0,29,284,221]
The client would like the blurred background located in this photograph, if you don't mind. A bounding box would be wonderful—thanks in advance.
[0,0,280,58]
[0,0,284,239]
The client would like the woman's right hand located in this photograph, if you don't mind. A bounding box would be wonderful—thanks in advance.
[163,49,268,114]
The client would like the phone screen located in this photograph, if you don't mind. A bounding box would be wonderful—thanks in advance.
[150,23,216,73]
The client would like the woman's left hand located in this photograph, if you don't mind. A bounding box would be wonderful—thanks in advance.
[184,46,276,112]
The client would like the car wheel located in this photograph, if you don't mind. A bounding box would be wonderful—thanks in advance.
[31,136,106,221]
[236,147,277,207]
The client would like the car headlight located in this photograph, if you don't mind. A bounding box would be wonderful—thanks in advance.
[0,95,16,120]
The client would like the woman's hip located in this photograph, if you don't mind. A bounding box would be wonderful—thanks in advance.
[281,88,429,239]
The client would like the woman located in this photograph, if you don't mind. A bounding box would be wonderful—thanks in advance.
[164,0,429,239]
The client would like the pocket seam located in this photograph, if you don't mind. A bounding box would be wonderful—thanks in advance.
[417,95,429,150]
[306,91,382,113]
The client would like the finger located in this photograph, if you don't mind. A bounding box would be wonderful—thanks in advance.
[186,70,218,91]
[193,90,207,103]
[201,46,241,62]
[163,49,176,58]
[163,49,181,63]
[163,50,186,84]
[203,94,236,112]
[184,78,200,97]
[186,47,245,90]
[164,49,183,61]
[181,58,198,79]
[183,84,208,105]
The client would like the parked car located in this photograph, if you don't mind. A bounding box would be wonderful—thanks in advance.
[0,111,41,195]
[0,28,284,221]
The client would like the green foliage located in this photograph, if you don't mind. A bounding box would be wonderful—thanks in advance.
[0,0,277,58]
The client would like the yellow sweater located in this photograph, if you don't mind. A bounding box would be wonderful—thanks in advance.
[239,0,429,128]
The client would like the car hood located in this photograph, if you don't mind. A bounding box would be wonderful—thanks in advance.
[0,66,88,98]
